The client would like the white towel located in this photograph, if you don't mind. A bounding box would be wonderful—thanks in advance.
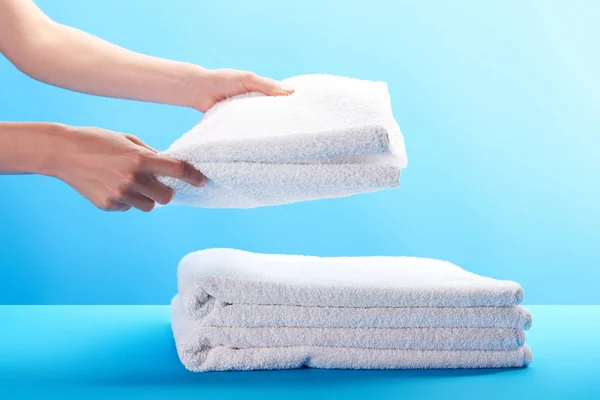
[171,296,526,351]
[177,248,525,310]
[181,298,532,330]
[172,249,531,372]
[159,74,407,208]
[174,343,532,372]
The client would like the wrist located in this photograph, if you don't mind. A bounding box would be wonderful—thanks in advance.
[30,122,72,177]
[174,63,213,111]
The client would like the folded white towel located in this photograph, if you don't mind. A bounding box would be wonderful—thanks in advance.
[174,343,532,372]
[171,296,526,351]
[182,298,532,330]
[159,74,407,208]
[172,249,532,372]
[178,249,525,310]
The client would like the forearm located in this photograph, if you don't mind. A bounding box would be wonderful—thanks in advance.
[0,0,208,108]
[0,122,207,211]
[0,122,66,175]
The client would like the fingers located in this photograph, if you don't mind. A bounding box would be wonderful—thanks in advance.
[122,192,156,212]
[97,155,205,213]
[125,134,158,153]
[243,73,294,97]
[134,175,175,205]
[105,202,132,212]
[103,177,174,212]
[143,155,207,188]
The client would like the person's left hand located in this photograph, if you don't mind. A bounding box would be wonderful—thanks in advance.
[192,69,294,113]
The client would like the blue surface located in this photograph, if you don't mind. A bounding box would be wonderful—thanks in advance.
[0,305,598,399]
[1,0,600,305]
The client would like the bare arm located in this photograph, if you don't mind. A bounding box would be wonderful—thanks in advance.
[0,0,292,111]
[0,122,61,175]
[0,0,293,212]
[0,122,206,211]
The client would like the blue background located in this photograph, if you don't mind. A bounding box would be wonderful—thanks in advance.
[1,0,598,305]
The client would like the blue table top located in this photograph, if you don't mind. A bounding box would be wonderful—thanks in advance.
[1,305,598,399]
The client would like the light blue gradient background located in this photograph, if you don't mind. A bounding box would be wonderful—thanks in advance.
[0,0,598,305]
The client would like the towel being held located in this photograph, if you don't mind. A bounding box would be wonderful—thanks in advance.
[158,74,408,208]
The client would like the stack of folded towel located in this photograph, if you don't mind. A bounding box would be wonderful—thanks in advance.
[159,74,408,209]
[171,248,532,372]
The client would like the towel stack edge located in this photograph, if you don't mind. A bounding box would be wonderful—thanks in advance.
[171,249,532,372]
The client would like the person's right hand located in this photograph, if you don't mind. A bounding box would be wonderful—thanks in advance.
[51,125,206,212]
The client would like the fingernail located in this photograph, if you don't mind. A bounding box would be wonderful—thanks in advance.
[273,89,293,96]
[194,176,208,188]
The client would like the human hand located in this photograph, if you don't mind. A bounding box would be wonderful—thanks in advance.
[1,1,295,112]
[191,69,294,113]
[49,125,206,212]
